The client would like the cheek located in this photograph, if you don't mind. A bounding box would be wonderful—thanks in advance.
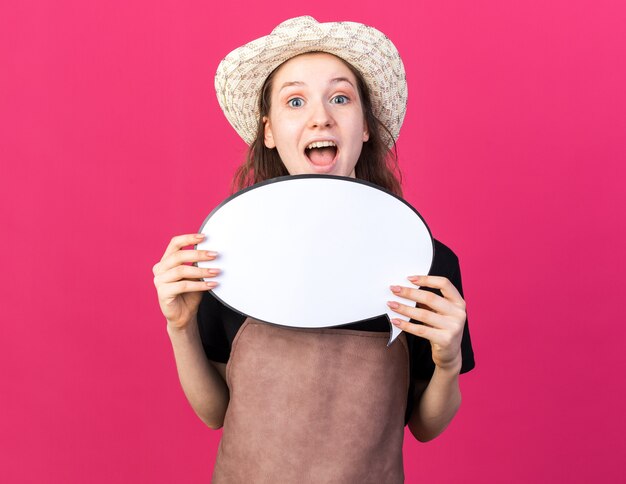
[269,114,298,143]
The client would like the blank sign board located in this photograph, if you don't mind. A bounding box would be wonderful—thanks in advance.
[197,175,433,345]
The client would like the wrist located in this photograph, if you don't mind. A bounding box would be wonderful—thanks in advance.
[434,355,462,377]
[167,316,199,339]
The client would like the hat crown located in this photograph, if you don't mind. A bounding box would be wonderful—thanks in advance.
[271,16,319,34]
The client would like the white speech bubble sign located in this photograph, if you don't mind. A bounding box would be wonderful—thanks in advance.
[197,175,433,345]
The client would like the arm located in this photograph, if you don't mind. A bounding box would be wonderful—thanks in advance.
[387,275,467,442]
[167,319,229,429]
[407,365,461,442]
[154,234,229,429]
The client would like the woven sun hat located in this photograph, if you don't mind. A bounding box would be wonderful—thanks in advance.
[214,16,407,148]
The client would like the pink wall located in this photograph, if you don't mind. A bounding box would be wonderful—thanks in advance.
[2,1,625,482]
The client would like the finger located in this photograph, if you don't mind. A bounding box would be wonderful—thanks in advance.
[158,280,218,299]
[407,275,465,306]
[391,318,441,341]
[161,234,206,262]
[386,300,450,329]
[391,318,458,348]
[389,285,459,315]
[158,249,218,273]
[155,265,221,285]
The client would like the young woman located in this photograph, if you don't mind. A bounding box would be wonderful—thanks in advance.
[153,17,474,482]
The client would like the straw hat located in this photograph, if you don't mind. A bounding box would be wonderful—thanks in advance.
[214,16,407,148]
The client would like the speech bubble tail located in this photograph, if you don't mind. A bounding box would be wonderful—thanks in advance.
[387,317,403,347]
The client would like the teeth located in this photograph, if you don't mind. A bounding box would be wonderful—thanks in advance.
[306,141,336,150]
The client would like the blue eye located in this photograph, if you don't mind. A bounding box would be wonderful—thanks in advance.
[331,95,349,104]
[288,98,303,108]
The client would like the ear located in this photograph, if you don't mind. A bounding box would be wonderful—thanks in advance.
[263,116,276,149]
[362,121,370,142]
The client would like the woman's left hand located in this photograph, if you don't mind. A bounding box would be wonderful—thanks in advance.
[387,275,466,372]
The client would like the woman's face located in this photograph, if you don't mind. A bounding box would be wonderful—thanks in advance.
[263,53,369,177]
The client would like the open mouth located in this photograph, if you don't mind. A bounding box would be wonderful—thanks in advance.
[305,141,338,168]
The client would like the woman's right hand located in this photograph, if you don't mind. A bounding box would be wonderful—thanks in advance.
[153,233,220,330]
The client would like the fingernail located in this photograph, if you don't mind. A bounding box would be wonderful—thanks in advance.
[206,251,218,257]
[207,268,220,275]
[387,301,400,309]
[390,285,401,294]
[195,234,205,239]
[391,319,402,326]
[206,281,218,288]
[408,275,420,281]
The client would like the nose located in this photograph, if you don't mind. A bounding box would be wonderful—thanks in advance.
[308,100,334,128]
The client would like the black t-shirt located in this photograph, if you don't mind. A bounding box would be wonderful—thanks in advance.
[197,238,475,424]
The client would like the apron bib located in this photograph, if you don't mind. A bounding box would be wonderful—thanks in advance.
[212,318,409,483]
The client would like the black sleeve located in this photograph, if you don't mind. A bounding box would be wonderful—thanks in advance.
[196,291,234,364]
[408,239,476,381]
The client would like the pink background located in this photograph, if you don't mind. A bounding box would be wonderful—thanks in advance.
[2,1,625,482]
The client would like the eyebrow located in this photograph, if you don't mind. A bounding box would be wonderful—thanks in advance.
[278,77,356,93]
